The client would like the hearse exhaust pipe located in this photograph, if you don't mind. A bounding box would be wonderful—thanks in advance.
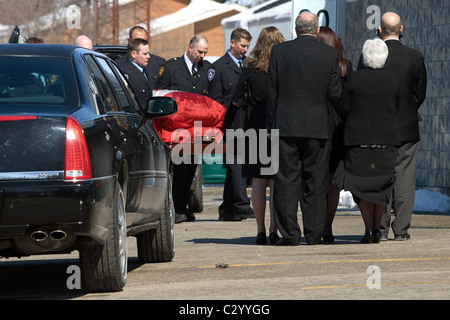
[49,230,67,241]
[30,228,68,242]
[30,230,48,242]
[15,226,76,254]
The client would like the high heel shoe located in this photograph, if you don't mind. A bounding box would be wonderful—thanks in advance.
[360,230,374,244]
[372,229,381,244]
[269,232,280,245]
[256,232,267,245]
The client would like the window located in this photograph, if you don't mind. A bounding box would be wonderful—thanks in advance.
[109,62,142,115]
[95,57,139,114]
[0,57,78,106]
[84,55,122,113]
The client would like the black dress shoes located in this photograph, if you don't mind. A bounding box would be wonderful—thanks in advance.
[218,215,243,221]
[175,209,195,223]
[276,237,300,246]
[269,232,280,244]
[235,209,255,220]
[175,213,187,224]
[185,210,196,222]
[256,232,267,245]
[361,229,382,244]
[256,232,280,245]
[322,233,335,243]
[372,229,381,243]
[360,230,374,244]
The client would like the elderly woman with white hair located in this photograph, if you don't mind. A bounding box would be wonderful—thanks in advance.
[339,38,400,243]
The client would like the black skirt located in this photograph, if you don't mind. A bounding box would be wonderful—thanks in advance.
[242,135,274,179]
[337,145,397,205]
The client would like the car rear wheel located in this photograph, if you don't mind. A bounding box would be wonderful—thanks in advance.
[136,174,175,263]
[79,183,127,292]
[189,164,204,213]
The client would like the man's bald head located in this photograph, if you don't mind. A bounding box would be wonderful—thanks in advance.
[74,35,93,50]
[295,11,319,36]
[380,12,403,39]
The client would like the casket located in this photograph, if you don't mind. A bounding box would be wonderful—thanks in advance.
[152,90,225,154]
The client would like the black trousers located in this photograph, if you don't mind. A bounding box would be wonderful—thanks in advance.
[273,137,330,245]
[172,163,197,214]
[218,163,252,218]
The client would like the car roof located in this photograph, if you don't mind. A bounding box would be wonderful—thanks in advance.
[0,44,90,58]
[93,45,127,50]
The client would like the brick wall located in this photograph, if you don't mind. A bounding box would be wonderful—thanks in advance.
[150,11,240,60]
[343,0,450,196]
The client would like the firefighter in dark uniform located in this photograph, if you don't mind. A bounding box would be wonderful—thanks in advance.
[115,25,165,95]
[156,38,210,95]
[207,28,254,221]
[155,35,211,223]
[118,38,153,108]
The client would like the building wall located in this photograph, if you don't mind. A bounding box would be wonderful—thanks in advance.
[152,24,194,59]
[343,0,450,196]
[150,11,241,60]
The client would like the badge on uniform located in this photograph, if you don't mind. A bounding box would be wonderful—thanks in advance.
[50,74,59,84]
[159,66,165,77]
[207,69,215,81]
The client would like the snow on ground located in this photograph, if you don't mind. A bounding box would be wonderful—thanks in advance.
[338,189,450,214]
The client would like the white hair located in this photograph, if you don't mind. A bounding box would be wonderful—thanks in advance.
[362,38,389,69]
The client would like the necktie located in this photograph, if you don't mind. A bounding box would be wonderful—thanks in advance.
[192,65,198,78]
[238,60,243,68]
[142,68,149,81]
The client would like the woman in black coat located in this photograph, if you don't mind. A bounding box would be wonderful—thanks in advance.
[341,39,400,243]
[316,26,353,243]
[231,26,285,245]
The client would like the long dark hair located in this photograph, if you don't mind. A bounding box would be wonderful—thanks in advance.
[317,26,349,78]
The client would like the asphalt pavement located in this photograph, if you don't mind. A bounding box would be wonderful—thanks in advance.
[1,185,449,305]
[94,185,450,301]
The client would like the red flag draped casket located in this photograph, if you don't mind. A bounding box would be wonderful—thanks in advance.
[152,90,225,153]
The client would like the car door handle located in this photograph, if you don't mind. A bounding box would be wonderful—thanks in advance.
[119,131,127,144]
[137,132,145,145]
[0,190,5,215]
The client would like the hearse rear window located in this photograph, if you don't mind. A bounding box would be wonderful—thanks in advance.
[0,56,78,106]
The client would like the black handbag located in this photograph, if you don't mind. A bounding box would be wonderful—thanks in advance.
[223,80,252,130]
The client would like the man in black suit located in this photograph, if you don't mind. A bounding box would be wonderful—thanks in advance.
[116,26,166,95]
[208,28,254,221]
[118,38,153,108]
[375,12,427,241]
[266,12,342,245]
[155,35,211,223]
[156,35,210,95]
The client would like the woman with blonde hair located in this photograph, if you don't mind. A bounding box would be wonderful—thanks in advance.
[231,26,285,244]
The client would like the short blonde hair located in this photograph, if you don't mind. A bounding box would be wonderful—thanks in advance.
[362,38,389,69]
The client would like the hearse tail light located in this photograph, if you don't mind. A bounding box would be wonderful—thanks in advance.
[64,116,91,180]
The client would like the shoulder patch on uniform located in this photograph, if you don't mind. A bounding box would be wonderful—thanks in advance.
[165,57,177,64]
[159,66,165,77]
[207,68,215,81]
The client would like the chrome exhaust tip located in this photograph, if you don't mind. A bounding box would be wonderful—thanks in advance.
[49,230,67,241]
[30,231,48,242]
